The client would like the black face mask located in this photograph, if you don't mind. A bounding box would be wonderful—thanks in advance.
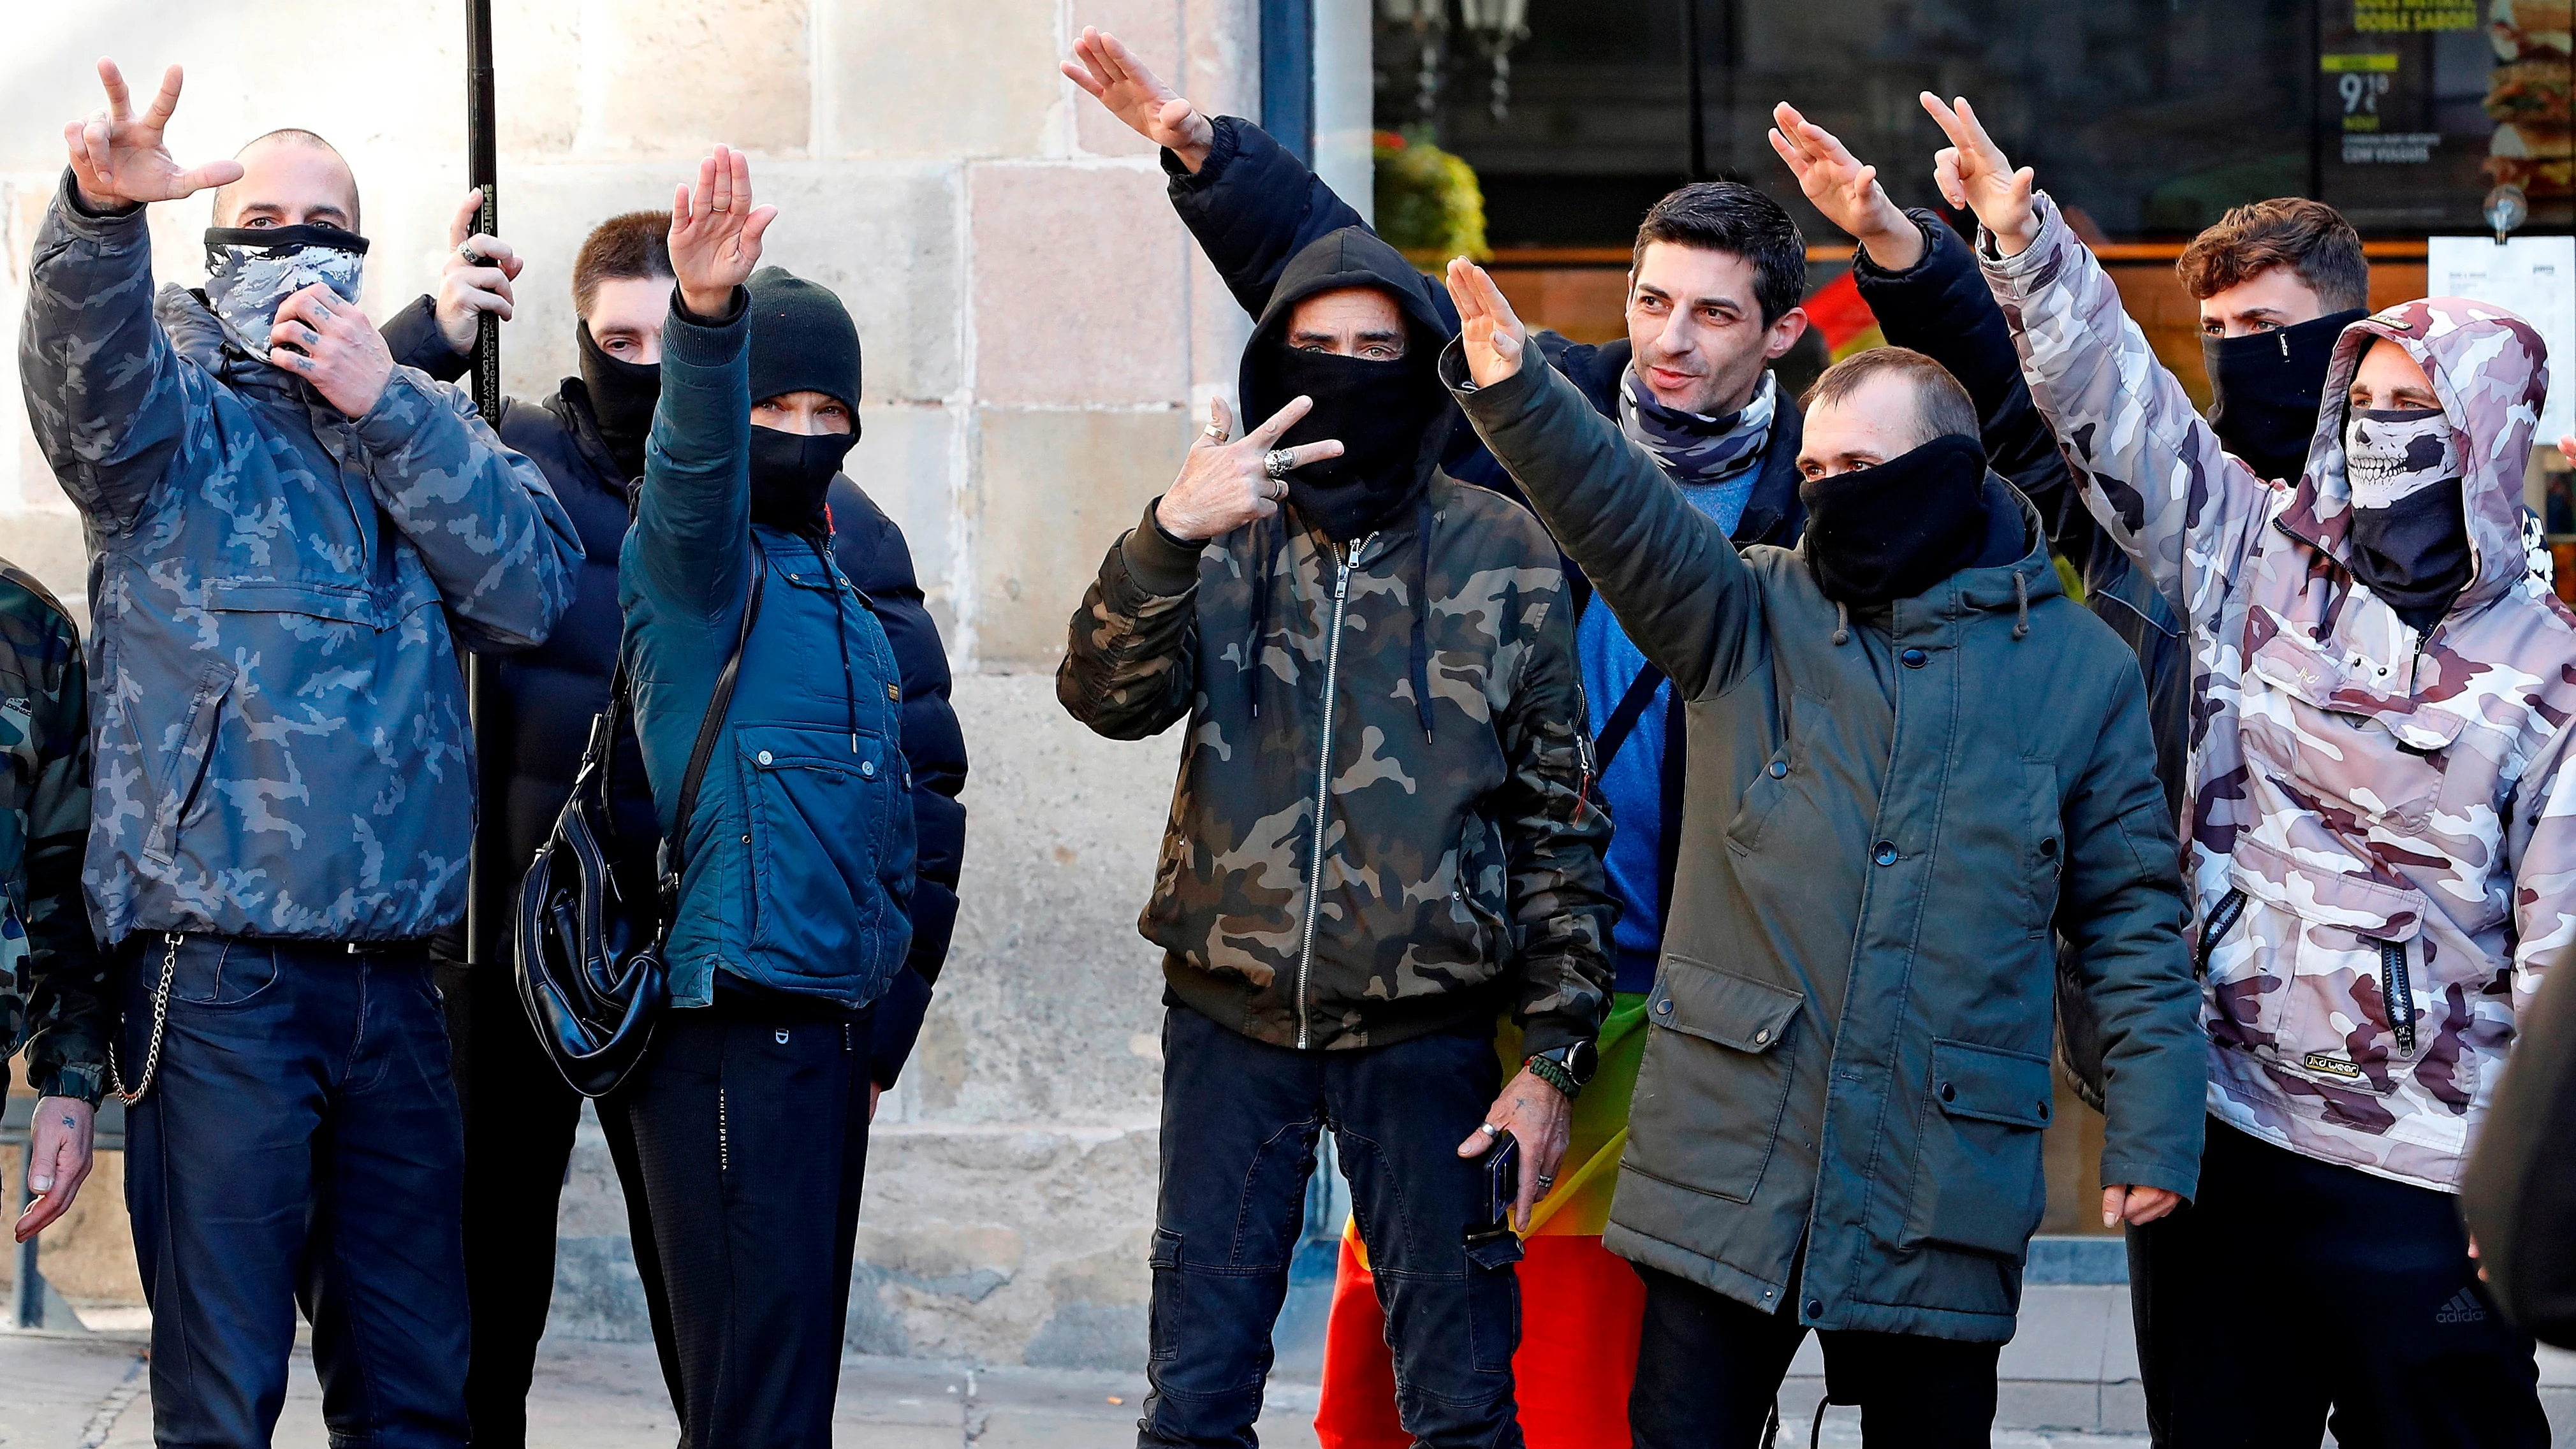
[1798,433,1993,606]
[748,425,857,533]
[1269,346,1444,542]
[576,321,660,480]
[2203,308,2369,483]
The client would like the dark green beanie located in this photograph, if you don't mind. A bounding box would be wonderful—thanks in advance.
[746,266,861,414]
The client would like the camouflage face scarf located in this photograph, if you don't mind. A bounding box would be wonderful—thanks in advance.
[201,225,370,361]
[1617,365,1775,524]
[2344,405,2470,625]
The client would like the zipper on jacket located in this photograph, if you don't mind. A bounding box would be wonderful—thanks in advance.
[2195,888,2248,979]
[717,1084,729,1173]
[1294,534,1371,1051]
[2378,938,2418,1056]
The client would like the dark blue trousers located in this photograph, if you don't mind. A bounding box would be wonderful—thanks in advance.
[1141,1003,1522,1449]
[122,934,469,1449]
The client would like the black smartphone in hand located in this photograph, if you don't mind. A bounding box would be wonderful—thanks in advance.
[1484,1131,1521,1228]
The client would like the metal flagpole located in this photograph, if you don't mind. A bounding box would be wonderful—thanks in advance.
[465,0,500,973]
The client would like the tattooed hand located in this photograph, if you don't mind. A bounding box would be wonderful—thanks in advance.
[1458,1066,1572,1232]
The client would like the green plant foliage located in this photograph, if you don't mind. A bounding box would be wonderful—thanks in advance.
[1373,129,1490,261]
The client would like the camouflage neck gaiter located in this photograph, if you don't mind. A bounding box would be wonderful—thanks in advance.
[201,225,370,360]
[1618,365,1773,530]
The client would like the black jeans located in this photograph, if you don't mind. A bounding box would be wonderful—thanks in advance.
[1628,1262,2001,1449]
[1142,1003,1521,1449]
[122,934,469,1449]
[622,990,875,1449]
[2130,1116,2549,1449]
[433,953,671,1448]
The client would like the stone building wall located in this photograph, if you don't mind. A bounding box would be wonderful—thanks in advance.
[0,0,1335,1369]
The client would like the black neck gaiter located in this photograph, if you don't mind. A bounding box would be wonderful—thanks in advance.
[576,321,661,481]
[1799,433,1993,606]
[748,425,857,534]
[2203,308,2369,483]
[1269,347,1445,543]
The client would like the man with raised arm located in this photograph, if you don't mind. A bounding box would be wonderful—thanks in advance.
[20,59,579,1448]
[1438,257,2205,1446]
[1943,91,2567,1446]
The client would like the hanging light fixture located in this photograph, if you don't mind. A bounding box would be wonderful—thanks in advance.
[1378,0,1451,126]
[1457,0,1530,122]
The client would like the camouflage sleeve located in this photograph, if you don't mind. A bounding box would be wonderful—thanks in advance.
[18,606,108,1105]
[2506,721,2576,1017]
[1980,193,2271,627]
[1055,499,1203,741]
[2054,669,2205,1201]
[17,169,207,537]
[353,367,582,652]
[1493,585,1615,1058]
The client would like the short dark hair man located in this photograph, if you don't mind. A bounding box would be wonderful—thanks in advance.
[23,61,583,1446]
[1444,258,2208,1443]
[1061,221,1614,1448]
[379,201,970,1448]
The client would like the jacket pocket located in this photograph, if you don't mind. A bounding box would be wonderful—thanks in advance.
[737,723,898,984]
[1627,956,1804,1204]
[1901,1038,2054,1259]
[2213,834,2429,1092]
[142,659,237,869]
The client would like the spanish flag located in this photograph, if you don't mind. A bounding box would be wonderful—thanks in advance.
[1803,268,1884,361]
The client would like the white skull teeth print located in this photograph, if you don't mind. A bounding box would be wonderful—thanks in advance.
[2345,409,2459,511]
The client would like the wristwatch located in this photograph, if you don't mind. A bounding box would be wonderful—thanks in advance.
[1524,1040,1599,1099]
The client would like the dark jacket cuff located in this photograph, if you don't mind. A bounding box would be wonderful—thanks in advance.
[1848,210,1949,285]
[1162,115,1244,191]
[1120,495,1207,596]
[1442,336,1551,418]
[664,286,750,365]
[1516,1009,1596,1061]
[868,966,935,1088]
[382,294,474,384]
[55,166,145,233]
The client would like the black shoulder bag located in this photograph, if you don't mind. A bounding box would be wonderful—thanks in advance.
[516,541,768,1097]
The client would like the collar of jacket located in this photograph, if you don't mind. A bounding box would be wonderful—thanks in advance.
[1793,474,2060,627]
[163,283,355,421]
[548,377,637,499]
[1556,334,1809,548]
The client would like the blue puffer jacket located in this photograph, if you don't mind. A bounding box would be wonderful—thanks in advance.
[620,291,915,1010]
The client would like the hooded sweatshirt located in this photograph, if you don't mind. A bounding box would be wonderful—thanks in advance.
[1987,193,2576,1191]
[1059,227,1614,1056]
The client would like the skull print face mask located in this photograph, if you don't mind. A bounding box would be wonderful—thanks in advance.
[201,224,370,361]
[2343,405,2471,629]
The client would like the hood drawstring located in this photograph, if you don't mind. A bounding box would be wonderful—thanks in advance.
[1248,517,1277,720]
[809,534,863,752]
[2012,569,2031,640]
[1831,600,1850,647]
[1412,490,1436,742]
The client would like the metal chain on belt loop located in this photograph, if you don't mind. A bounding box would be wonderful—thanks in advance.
[106,933,180,1105]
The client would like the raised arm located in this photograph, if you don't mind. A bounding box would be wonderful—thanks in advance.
[21,62,245,535]
[1926,94,2269,623]
[1442,260,1761,701]
[631,145,777,621]
[1065,29,1407,325]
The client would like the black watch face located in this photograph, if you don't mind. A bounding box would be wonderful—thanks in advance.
[1567,1040,1599,1085]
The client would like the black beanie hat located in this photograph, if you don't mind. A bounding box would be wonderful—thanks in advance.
[745,266,861,414]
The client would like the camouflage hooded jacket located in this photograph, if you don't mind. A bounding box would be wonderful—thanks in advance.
[1,562,108,1103]
[1987,195,2576,1191]
[1058,481,1614,1056]
[18,171,582,945]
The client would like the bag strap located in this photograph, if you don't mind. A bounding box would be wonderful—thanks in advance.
[1592,661,1667,770]
[659,537,769,912]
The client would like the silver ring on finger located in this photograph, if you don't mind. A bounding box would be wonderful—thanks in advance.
[1478,1121,1503,1139]
[1204,423,1229,442]
[1264,449,1294,481]
[1535,1175,1556,1191]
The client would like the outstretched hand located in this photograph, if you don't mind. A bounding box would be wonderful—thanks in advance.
[668,145,778,319]
[62,59,242,212]
[1921,93,2037,256]
[1444,258,1530,390]
[1062,27,1215,173]
[1768,102,1922,272]
[1153,397,1342,541]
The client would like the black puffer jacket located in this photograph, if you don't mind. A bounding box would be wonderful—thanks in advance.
[383,299,969,1082]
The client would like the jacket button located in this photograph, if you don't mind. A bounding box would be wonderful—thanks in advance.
[756,750,773,765]
[860,759,878,778]
[1767,760,1789,779]
[1901,647,1929,669]
[2038,1101,2051,1120]
[1804,1299,1824,1318]
[1940,1081,1956,1102]
[1873,841,1898,866]
[2039,838,2059,859]
[1753,1028,1771,1045]
[1655,998,1673,1016]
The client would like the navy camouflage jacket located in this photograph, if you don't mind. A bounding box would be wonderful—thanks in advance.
[18,171,582,946]
[1,562,108,1102]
